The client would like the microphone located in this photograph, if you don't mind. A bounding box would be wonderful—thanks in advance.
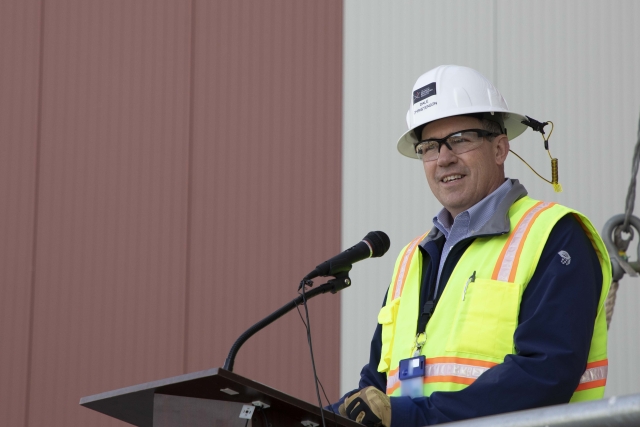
[303,231,391,281]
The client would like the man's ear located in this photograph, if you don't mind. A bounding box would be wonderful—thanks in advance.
[494,134,510,166]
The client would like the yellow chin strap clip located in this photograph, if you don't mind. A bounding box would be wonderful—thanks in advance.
[510,116,562,193]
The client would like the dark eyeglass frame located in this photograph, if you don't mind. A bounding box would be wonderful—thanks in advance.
[414,128,501,160]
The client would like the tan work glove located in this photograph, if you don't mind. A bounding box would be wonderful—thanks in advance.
[338,386,391,427]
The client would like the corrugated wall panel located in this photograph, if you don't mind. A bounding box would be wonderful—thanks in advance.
[0,1,41,425]
[186,0,343,403]
[28,1,192,425]
[0,0,343,425]
[342,0,640,397]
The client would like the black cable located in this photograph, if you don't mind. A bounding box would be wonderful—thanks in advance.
[295,303,308,328]
[244,418,249,427]
[296,305,338,407]
[258,406,269,427]
[295,302,339,427]
[317,379,339,427]
[300,283,328,427]
[318,379,335,415]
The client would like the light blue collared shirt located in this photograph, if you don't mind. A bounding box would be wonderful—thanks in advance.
[432,178,513,293]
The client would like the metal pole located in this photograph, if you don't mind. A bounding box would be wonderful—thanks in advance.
[439,394,640,427]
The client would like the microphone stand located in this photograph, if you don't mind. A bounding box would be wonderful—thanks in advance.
[223,271,351,372]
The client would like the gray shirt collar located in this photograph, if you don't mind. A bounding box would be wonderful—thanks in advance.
[433,179,514,238]
[421,179,528,247]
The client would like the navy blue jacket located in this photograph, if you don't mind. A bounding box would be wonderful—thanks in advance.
[331,214,603,426]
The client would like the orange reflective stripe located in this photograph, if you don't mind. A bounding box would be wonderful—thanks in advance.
[386,368,400,394]
[586,359,608,368]
[576,359,608,391]
[492,202,556,282]
[422,364,490,384]
[576,379,606,391]
[389,243,412,300]
[389,357,609,395]
[426,357,498,368]
[392,233,428,300]
[424,376,476,385]
[572,213,606,264]
[386,357,498,394]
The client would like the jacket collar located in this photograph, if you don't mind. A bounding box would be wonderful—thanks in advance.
[420,179,528,247]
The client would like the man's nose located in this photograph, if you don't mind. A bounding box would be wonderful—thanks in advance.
[437,143,458,166]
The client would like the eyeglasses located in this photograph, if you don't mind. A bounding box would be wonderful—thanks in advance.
[414,129,500,161]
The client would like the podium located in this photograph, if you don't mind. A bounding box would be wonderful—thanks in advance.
[80,367,361,427]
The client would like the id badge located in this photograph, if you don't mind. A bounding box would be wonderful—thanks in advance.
[398,355,425,398]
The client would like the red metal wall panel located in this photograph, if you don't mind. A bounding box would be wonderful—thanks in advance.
[186,0,343,403]
[27,1,192,425]
[0,1,42,426]
[1,0,343,425]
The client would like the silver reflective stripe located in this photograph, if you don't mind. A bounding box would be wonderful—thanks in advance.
[386,361,490,393]
[389,363,606,394]
[580,365,608,384]
[424,363,490,379]
[387,371,399,390]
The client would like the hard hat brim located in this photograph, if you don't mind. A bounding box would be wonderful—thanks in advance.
[396,109,529,159]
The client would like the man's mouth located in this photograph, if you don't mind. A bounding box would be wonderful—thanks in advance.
[441,174,464,183]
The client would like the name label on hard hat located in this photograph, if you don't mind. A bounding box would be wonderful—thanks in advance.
[413,83,438,115]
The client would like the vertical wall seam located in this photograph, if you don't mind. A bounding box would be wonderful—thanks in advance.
[182,0,196,374]
[493,0,498,86]
[336,0,344,393]
[339,0,347,389]
[24,0,46,425]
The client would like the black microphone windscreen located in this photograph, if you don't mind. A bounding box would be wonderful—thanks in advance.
[363,231,390,258]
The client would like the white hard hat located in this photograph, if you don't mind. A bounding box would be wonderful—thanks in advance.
[397,65,528,159]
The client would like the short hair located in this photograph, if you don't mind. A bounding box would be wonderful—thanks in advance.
[464,112,505,135]
[480,116,504,137]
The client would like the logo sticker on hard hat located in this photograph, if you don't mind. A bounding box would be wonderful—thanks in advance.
[412,83,437,115]
[413,83,437,104]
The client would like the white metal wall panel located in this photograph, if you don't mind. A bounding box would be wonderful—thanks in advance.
[342,0,640,398]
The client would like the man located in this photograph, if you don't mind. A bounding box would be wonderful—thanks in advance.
[332,65,611,426]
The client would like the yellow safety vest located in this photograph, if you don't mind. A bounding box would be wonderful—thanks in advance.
[377,196,611,402]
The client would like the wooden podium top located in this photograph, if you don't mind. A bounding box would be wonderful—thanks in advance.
[80,367,360,427]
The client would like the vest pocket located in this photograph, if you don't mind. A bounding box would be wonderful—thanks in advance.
[445,278,523,360]
[377,297,401,373]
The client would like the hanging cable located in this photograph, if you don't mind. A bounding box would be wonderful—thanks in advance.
[605,113,640,328]
[295,303,339,427]
[515,118,562,192]
[623,114,640,232]
[299,281,328,427]
[257,406,270,427]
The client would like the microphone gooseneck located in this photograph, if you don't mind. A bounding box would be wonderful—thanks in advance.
[223,231,390,373]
